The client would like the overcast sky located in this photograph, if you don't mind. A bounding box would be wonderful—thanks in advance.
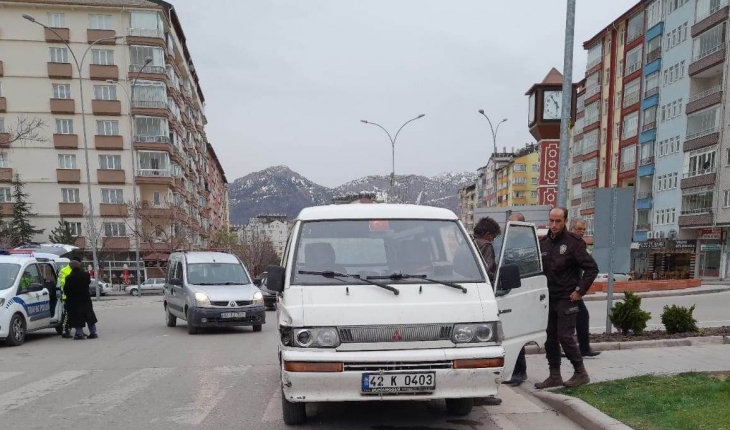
[172,0,637,187]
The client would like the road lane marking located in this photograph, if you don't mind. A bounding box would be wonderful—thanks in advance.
[67,367,173,413]
[0,371,88,416]
[157,365,251,426]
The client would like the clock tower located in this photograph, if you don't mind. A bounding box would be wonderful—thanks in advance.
[525,68,564,207]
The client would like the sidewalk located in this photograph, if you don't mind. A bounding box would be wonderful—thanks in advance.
[583,284,730,301]
[521,344,730,386]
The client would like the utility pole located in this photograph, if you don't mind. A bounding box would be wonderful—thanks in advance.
[557,0,576,208]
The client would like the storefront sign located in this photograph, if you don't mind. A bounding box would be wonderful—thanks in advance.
[701,244,722,251]
[699,228,722,240]
[638,239,696,251]
[673,240,696,250]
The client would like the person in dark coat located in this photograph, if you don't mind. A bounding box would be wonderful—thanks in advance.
[64,260,99,340]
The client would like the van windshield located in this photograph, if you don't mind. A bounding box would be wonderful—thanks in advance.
[0,263,21,290]
[291,219,485,285]
[186,263,250,285]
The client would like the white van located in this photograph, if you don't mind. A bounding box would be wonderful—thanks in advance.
[266,204,548,425]
[0,255,63,346]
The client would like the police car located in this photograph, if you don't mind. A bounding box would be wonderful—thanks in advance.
[0,251,69,346]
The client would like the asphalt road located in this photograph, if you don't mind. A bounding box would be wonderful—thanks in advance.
[585,291,730,332]
[0,295,584,430]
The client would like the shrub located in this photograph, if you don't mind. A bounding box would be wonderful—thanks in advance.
[609,291,652,335]
[661,304,698,334]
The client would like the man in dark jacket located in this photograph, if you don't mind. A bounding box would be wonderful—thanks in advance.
[535,207,598,389]
[64,260,99,340]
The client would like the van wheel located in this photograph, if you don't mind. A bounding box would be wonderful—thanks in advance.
[5,314,26,347]
[253,325,262,332]
[165,305,177,327]
[445,398,473,416]
[186,309,198,335]
[281,390,306,425]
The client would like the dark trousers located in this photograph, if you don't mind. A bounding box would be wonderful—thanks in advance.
[576,300,591,353]
[546,299,583,368]
[513,347,527,376]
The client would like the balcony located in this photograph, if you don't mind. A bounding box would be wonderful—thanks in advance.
[59,203,84,218]
[128,64,166,80]
[103,236,131,250]
[636,192,653,210]
[684,127,720,151]
[0,203,12,216]
[584,114,600,127]
[50,99,75,114]
[100,203,128,217]
[135,168,173,186]
[639,156,655,167]
[0,168,12,182]
[689,43,726,77]
[87,29,117,45]
[89,64,119,81]
[692,2,729,36]
[131,100,169,117]
[73,237,87,249]
[679,209,714,227]
[623,91,641,108]
[620,160,637,173]
[44,27,69,43]
[681,169,717,188]
[646,47,661,64]
[138,202,173,218]
[47,62,73,79]
[582,169,598,184]
[582,141,599,156]
[585,85,601,103]
[57,169,81,183]
[686,86,723,114]
[126,28,165,48]
[97,169,126,184]
[586,57,602,72]
[636,223,651,231]
[95,135,124,150]
[580,199,596,211]
[625,61,642,77]
[92,100,121,116]
[53,134,78,149]
[642,121,657,132]
[627,29,644,44]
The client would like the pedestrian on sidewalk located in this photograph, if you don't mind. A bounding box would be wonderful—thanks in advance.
[535,207,598,389]
[570,218,600,357]
[64,260,99,340]
[502,212,529,387]
[473,216,503,405]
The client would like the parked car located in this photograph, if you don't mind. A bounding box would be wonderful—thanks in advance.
[125,278,165,296]
[254,273,277,311]
[89,279,112,296]
[595,273,633,282]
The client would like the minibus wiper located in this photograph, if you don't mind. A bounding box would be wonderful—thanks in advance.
[298,270,400,296]
[368,273,467,294]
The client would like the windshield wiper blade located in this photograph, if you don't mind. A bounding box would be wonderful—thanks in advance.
[298,270,400,296]
[368,273,467,294]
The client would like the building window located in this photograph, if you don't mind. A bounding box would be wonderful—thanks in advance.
[0,187,10,203]
[643,106,658,129]
[622,112,639,139]
[61,188,80,203]
[52,84,71,99]
[132,80,167,108]
[621,145,637,171]
[532,164,539,172]
[625,45,643,76]
[129,45,165,72]
[96,120,119,136]
[134,116,169,141]
[55,119,74,134]
[646,0,664,28]
[130,11,163,31]
[687,147,716,176]
[696,0,725,21]
[66,222,82,236]
[91,49,114,66]
[645,71,659,94]
[103,222,126,237]
[93,85,117,101]
[531,177,538,185]
[513,164,526,172]
[58,154,77,169]
[89,14,113,30]
[627,12,644,43]
[693,21,726,61]
[0,153,7,169]
[101,188,124,204]
[512,177,526,185]
[623,78,641,106]
[99,155,122,170]
[47,13,66,28]
[681,187,714,214]
[49,47,69,64]
[687,106,720,138]
[586,42,602,69]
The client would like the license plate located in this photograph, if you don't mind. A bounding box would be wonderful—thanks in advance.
[221,312,246,318]
[361,372,435,394]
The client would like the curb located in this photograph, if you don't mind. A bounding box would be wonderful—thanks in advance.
[583,287,730,301]
[531,389,633,430]
[524,335,729,355]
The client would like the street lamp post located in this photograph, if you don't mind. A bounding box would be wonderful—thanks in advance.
[360,114,425,201]
[477,111,507,207]
[108,57,152,298]
[23,14,124,300]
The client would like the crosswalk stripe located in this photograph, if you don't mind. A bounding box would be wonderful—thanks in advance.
[0,372,24,384]
[0,371,88,416]
[67,367,174,414]
[155,365,250,426]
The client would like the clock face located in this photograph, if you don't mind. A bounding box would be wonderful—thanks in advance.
[543,90,562,120]
[528,92,536,124]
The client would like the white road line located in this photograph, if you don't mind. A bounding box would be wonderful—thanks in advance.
[262,387,281,423]
[0,370,88,416]
[490,414,522,430]
[0,372,23,384]
[68,367,173,413]
[158,365,251,426]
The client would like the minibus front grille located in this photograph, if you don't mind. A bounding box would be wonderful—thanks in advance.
[339,324,453,343]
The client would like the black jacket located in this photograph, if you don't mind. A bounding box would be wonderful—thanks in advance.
[539,228,598,299]
[64,268,98,327]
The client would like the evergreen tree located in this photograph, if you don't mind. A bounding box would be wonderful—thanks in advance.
[10,173,44,246]
[49,218,77,244]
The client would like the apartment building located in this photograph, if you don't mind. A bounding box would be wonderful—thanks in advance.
[475,151,513,208]
[495,144,540,207]
[238,214,292,257]
[457,183,476,232]
[0,1,229,274]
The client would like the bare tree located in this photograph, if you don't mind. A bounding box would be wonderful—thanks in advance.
[123,198,199,256]
[235,230,280,277]
[0,117,47,147]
